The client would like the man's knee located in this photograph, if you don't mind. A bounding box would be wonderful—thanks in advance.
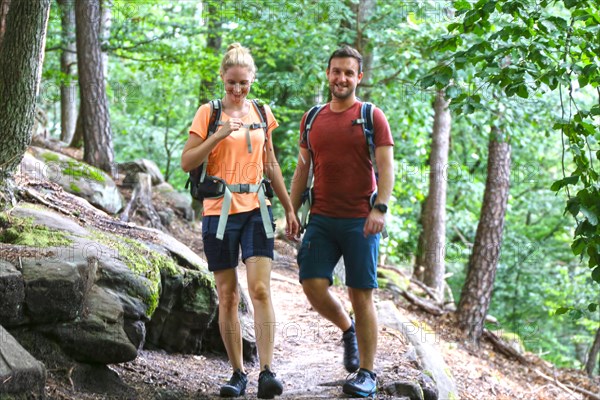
[302,278,329,303]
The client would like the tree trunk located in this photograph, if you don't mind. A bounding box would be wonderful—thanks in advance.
[99,0,111,78]
[352,0,375,101]
[0,0,51,208]
[58,0,77,144]
[422,92,451,301]
[0,0,11,47]
[75,0,114,174]
[414,199,427,282]
[586,326,600,377]
[198,1,222,105]
[457,127,511,343]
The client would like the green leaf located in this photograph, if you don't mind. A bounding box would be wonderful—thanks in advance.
[551,175,579,191]
[588,303,599,312]
[592,266,600,283]
[571,237,586,255]
[446,85,461,99]
[580,206,599,226]
[555,307,570,315]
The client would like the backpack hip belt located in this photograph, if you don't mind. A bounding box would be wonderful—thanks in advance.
[216,180,274,241]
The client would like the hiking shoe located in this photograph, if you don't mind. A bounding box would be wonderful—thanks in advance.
[220,369,247,397]
[257,365,283,399]
[343,368,377,398]
[342,321,359,372]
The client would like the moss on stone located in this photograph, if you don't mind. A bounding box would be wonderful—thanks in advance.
[377,268,410,291]
[91,230,183,317]
[0,212,73,247]
[41,152,60,162]
[62,160,106,183]
[69,182,82,193]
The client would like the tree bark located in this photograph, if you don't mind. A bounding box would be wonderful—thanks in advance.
[99,0,111,78]
[422,92,451,301]
[0,0,11,47]
[198,1,222,105]
[58,0,77,143]
[585,325,600,377]
[457,127,511,343]
[352,0,375,101]
[75,0,114,174]
[0,0,51,208]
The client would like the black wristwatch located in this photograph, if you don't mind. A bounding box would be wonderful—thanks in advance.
[373,203,388,214]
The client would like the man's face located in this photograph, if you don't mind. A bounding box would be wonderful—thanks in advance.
[326,57,363,100]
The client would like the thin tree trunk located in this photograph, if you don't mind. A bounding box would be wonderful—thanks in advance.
[58,0,77,143]
[0,0,11,47]
[198,1,222,105]
[457,127,511,343]
[352,0,374,101]
[75,0,114,173]
[422,92,451,301]
[100,0,111,78]
[586,326,600,377]
[0,0,51,208]
[414,199,427,282]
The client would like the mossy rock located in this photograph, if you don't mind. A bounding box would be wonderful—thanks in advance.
[377,267,410,291]
[0,212,72,248]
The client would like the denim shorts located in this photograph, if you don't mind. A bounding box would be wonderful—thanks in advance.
[297,214,380,289]
[202,207,275,271]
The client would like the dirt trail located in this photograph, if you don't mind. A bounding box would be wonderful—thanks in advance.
[236,262,406,399]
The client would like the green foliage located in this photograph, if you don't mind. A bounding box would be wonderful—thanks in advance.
[38,0,600,370]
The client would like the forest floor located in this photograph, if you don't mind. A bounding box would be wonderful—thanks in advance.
[42,222,600,400]
[15,167,596,400]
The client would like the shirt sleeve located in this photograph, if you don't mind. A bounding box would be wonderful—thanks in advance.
[263,104,279,140]
[189,103,212,140]
[373,107,394,147]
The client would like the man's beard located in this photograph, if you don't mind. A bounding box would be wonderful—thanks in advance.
[330,83,354,100]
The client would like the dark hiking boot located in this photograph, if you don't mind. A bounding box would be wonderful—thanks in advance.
[257,365,283,399]
[220,369,247,397]
[343,368,377,398]
[342,320,360,372]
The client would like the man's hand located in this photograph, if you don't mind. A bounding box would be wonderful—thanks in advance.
[285,210,301,242]
[363,208,386,237]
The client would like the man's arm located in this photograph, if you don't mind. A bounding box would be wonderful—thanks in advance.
[363,145,394,236]
[289,147,312,214]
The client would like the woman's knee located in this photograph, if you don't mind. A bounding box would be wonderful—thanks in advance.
[218,286,240,311]
[249,282,270,304]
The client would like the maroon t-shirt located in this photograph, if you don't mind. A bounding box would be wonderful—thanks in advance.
[300,102,394,218]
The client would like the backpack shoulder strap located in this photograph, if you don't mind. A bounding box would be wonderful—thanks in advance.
[207,99,222,137]
[356,102,378,180]
[250,99,269,137]
[302,104,326,150]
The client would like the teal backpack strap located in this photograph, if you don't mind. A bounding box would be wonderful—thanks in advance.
[214,100,274,241]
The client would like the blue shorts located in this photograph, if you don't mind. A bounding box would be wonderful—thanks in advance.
[297,214,379,289]
[202,207,275,271]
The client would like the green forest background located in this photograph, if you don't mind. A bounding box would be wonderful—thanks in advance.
[36,0,599,371]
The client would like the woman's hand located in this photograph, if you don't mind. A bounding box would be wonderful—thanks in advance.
[216,118,243,139]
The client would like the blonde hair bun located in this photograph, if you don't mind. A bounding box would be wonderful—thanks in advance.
[221,43,256,76]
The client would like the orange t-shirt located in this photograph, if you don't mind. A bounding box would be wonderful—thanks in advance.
[189,101,278,216]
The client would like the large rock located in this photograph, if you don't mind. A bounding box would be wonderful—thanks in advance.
[25,147,124,214]
[154,182,195,221]
[377,301,458,400]
[0,261,25,322]
[118,158,165,186]
[0,204,218,367]
[0,325,46,397]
